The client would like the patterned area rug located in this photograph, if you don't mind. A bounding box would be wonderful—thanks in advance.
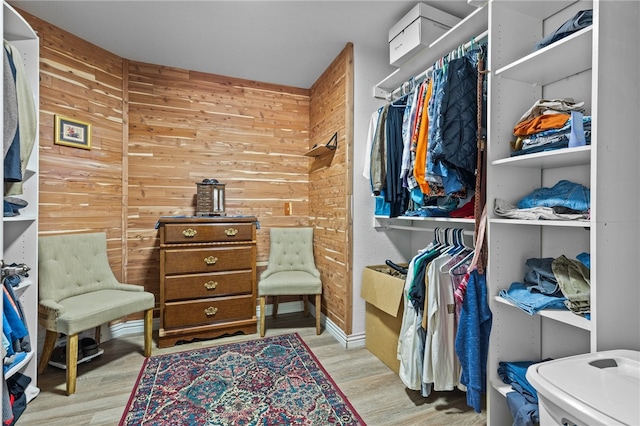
[120,333,365,425]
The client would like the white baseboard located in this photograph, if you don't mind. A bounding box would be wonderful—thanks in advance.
[100,300,366,350]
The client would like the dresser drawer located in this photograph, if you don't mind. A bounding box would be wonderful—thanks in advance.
[163,295,255,329]
[163,222,254,244]
[164,270,253,301]
[164,246,254,275]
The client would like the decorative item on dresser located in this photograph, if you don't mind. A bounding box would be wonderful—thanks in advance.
[157,216,258,348]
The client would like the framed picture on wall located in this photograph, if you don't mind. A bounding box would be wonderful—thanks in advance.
[54,115,91,150]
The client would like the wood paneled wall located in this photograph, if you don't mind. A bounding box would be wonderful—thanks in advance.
[25,12,128,278]
[309,44,354,334]
[126,62,311,299]
[19,7,355,335]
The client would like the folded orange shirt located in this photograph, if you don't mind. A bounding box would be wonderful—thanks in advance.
[513,113,570,136]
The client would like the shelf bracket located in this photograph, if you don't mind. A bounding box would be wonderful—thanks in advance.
[304,132,338,172]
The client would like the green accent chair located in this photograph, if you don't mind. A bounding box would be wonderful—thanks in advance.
[258,227,322,337]
[37,232,155,395]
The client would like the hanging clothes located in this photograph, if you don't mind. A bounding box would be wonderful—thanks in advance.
[362,108,380,186]
[3,40,37,197]
[365,42,487,218]
[3,47,18,158]
[413,79,432,196]
[397,228,477,397]
[454,206,492,412]
[429,48,481,189]
[370,105,389,197]
[385,102,409,217]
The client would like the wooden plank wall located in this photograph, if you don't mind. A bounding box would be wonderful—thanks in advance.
[126,62,311,301]
[308,44,354,334]
[23,11,128,278]
[19,8,356,335]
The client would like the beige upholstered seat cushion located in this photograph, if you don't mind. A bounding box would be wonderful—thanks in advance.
[259,271,321,296]
[38,232,155,335]
[39,288,154,336]
[258,227,321,296]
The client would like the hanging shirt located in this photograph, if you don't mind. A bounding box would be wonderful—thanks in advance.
[363,108,381,184]
[413,78,432,196]
[423,253,459,391]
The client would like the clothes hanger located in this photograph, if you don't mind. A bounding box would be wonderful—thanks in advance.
[391,93,409,107]
[447,249,475,275]
[439,229,472,272]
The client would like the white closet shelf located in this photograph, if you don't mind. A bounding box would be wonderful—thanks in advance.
[3,214,37,222]
[490,218,590,228]
[490,378,513,398]
[491,146,591,169]
[4,350,35,379]
[495,296,592,331]
[375,215,474,223]
[374,216,475,230]
[499,0,578,19]
[3,2,35,39]
[11,278,33,293]
[374,5,488,97]
[495,26,592,86]
[23,168,36,180]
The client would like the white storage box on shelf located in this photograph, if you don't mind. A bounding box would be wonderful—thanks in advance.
[388,3,461,67]
[526,350,640,426]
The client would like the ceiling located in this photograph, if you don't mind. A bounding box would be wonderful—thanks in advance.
[11,1,478,88]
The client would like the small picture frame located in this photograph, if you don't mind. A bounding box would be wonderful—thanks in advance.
[54,115,91,150]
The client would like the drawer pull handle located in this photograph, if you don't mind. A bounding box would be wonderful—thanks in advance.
[182,228,197,238]
[204,256,218,265]
[204,281,218,290]
[204,306,218,316]
[224,228,238,237]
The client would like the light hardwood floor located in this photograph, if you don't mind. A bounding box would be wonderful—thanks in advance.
[18,314,487,425]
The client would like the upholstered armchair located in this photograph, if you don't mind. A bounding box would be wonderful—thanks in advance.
[258,227,322,337]
[37,232,155,395]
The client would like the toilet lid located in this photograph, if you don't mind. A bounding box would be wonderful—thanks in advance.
[531,350,640,425]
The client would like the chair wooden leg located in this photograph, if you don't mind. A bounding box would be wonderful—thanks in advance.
[66,334,79,395]
[315,294,321,335]
[144,308,153,357]
[94,326,102,346]
[259,296,266,337]
[303,295,309,317]
[38,330,58,374]
[272,296,279,319]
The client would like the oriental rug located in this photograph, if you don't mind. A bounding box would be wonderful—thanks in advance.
[119,333,365,425]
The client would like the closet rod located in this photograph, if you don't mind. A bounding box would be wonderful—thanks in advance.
[388,30,489,101]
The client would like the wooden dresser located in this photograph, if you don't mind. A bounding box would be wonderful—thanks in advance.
[157,216,258,348]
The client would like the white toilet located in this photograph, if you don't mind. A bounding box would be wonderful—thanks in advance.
[526,350,640,426]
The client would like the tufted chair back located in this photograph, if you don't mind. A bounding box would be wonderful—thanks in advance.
[37,231,155,396]
[257,227,322,337]
[260,227,320,279]
[39,232,121,303]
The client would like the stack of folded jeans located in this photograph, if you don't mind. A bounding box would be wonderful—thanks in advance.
[500,282,567,315]
[500,254,591,319]
[494,180,590,221]
[500,257,568,315]
[534,9,593,51]
[498,359,551,426]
